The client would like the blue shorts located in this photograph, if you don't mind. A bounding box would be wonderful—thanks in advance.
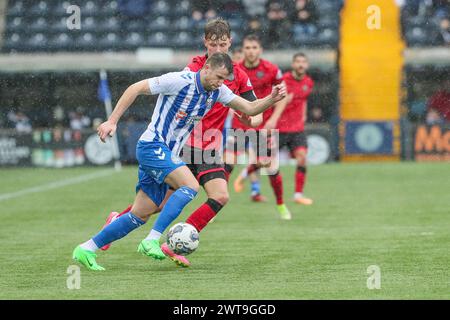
[135,140,185,206]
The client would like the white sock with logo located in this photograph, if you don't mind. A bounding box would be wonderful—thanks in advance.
[80,239,99,252]
[145,229,162,241]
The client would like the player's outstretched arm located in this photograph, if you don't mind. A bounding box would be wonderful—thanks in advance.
[264,91,293,130]
[227,83,286,117]
[97,80,151,142]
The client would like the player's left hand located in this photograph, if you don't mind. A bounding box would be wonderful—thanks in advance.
[97,120,117,143]
[271,83,287,103]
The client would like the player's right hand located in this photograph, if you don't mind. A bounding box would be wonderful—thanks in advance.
[271,83,287,102]
[97,120,117,143]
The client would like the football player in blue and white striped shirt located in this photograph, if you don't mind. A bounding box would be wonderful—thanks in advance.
[72,53,286,271]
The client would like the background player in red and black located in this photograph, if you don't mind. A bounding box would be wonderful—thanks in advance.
[277,52,314,205]
[228,34,293,219]
[223,36,278,192]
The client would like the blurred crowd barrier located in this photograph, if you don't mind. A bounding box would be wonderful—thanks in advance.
[0,123,335,167]
[2,121,449,167]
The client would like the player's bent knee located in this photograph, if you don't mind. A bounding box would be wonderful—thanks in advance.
[131,190,159,221]
[296,157,306,167]
[294,149,307,161]
[210,191,229,206]
[171,178,200,193]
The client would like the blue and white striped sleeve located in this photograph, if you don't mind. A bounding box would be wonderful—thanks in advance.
[148,72,188,95]
[217,84,237,106]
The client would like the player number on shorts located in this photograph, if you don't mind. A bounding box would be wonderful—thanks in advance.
[66,265,81,290]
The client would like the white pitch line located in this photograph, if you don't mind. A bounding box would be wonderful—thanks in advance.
[0,169,117,202]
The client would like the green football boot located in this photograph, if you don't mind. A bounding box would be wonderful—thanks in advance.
[137,239,166,260]
[72,245,105,271]
[277,204,292,220]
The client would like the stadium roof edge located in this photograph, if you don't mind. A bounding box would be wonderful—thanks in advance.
[0,48,449,73]
[0,49,337,72]
[403,47,450,67]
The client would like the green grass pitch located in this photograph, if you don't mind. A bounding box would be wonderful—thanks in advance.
[0,162,449,299]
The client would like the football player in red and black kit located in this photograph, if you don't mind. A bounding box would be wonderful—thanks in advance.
[228,34,293,219]
[277,52,314,206]
[232,52,314,219]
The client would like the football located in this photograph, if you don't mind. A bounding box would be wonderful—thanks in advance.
[166,223,199,256]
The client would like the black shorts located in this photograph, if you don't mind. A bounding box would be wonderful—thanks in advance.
[277,132,307,153]
[180,146,226,185]
[225,130,272,158]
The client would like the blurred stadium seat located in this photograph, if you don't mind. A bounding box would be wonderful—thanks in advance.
[400,0,449,46]
[146,31,171,47]
[51,1,73,17]
[80,1,101,17]
[6,0,25,18]
[7,17,26,33]
[48,33,74,52]
[75,32,98,51]
[1,0,343,52]
[149,16,171,32]
[2,1,446,52]
[99,17,121,33]
[27,1,51,17]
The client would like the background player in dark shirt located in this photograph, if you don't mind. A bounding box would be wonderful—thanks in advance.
[277,52,314,206]
[227,34,294,220]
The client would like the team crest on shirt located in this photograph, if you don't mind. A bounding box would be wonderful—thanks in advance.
[175,110,188,121]
[303,84,309,92]
[256,71,265,79]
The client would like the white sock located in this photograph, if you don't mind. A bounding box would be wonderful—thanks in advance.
[80,239,99,252]
[294,192,303,199]
[145,229,162,241]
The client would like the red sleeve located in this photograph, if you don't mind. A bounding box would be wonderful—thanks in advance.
[185,56,205,72]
